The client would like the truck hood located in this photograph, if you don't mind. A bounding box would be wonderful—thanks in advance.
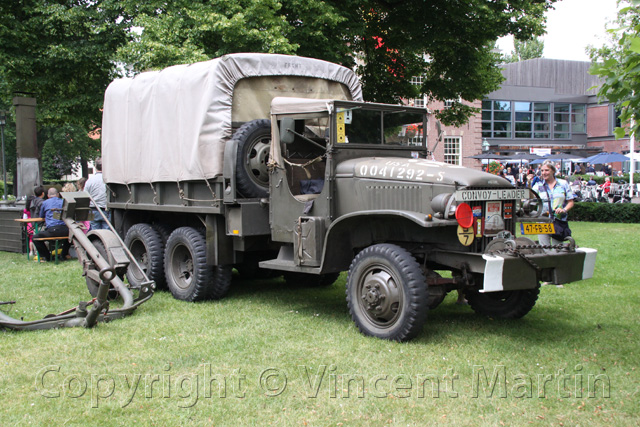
[335,157,511,188]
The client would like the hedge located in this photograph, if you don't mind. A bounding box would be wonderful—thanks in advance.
[569,202,640,223]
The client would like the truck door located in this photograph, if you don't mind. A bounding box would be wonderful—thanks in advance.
[269,116,333,267]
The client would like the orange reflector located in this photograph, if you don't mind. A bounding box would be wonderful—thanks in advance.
[455,203,474,229]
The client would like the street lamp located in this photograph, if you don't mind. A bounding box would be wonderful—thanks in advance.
[482,138,490,153]
[0,110,6,199]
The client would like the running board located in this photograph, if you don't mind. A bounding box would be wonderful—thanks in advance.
[259,245,321,274]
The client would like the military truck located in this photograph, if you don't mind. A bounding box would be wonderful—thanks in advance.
[101,53,596,342]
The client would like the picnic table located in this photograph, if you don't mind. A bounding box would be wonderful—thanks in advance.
[14,217,43,260]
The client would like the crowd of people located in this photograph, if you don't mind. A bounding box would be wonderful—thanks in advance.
[22,158,107,262]
[495,161,620,190]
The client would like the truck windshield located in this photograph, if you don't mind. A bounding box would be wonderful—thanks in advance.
[335,106,425,148]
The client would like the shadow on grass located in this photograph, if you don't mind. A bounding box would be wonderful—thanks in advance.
[220,274,586,345]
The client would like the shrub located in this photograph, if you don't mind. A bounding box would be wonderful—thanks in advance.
[0,181,13,198]
[570,202,640,223]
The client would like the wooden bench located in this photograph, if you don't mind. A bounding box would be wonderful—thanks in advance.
[32,236,69,264]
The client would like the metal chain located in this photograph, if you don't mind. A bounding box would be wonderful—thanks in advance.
[510,249,541,272]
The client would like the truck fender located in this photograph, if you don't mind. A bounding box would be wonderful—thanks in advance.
[319,210,431,272]
[223,137,239,203]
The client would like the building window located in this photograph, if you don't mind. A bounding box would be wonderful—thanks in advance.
[609,105,623,135]
[409,76,425,108]
[515,102,532,138]
[571,104,586,133]
[553,103,570,139]
[410,76,423,86]
[444,97,462,109]
[482,100,585,140]
[412,97,425,108]
[533,103,550,139]
[443,136,462,165]
[482,100,512,138]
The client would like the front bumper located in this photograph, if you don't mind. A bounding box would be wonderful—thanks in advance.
[430,248,597,292]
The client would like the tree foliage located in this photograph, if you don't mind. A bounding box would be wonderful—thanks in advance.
[116,0,557,126]
[590,0,640,140]
[0,0,557,176]
[503,37,545,63]
[0,0,130,178]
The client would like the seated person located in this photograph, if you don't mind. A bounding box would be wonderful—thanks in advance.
[600,177,612,195]
[33,187,71,262]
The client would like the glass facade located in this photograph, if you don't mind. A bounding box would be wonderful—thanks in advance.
[482,100,586,140]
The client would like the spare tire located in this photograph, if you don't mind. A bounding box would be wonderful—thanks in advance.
[234,119,271,198]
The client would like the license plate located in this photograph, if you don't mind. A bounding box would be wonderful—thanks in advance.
[520,222,555,235]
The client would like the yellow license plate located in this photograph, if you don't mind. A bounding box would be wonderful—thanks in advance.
[520,222,555,235]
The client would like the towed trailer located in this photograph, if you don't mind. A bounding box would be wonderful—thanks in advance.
[0,192,154,331]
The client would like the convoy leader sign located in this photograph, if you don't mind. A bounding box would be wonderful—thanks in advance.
[455,189,530,202]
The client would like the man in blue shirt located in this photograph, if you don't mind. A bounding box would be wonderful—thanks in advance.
[33,187,71,262]
[84,157,109,230]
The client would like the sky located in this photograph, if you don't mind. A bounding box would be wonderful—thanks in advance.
[496,0,622,61]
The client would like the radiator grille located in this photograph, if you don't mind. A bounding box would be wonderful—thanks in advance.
[363,185,422,211]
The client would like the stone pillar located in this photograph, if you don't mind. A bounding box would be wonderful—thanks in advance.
[12,97,40,198]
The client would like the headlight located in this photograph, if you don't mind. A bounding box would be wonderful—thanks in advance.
[431,193,457,219]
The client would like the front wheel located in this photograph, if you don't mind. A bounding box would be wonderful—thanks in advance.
[465,280,540,319]
[346,244,427,342]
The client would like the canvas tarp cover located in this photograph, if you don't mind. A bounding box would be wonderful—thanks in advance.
[102,53,363,184]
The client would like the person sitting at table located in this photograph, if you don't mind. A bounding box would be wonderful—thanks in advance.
[33,187,71,262]
[30,186,45,218]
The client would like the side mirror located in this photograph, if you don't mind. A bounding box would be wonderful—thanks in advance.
[280,118,295,144]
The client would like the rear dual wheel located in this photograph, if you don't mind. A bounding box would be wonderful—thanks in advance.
[164,227,232,301]
[125,223,166,290]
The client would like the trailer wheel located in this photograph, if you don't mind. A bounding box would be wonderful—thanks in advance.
[346,244,428,342]
[165,227,232,301]
[283,272,340,287]
[85,239,120,300]
[125,223,166,290]
[465,280,540,319]
[234,119,271,198]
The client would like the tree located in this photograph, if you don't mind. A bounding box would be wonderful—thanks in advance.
[503,37,545,63]
[590,0,640,140]
[0,0,131,176]
[0,0,557,164]
[117,0,558,126]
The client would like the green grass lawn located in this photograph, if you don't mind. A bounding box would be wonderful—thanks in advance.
[1,222,638,426]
